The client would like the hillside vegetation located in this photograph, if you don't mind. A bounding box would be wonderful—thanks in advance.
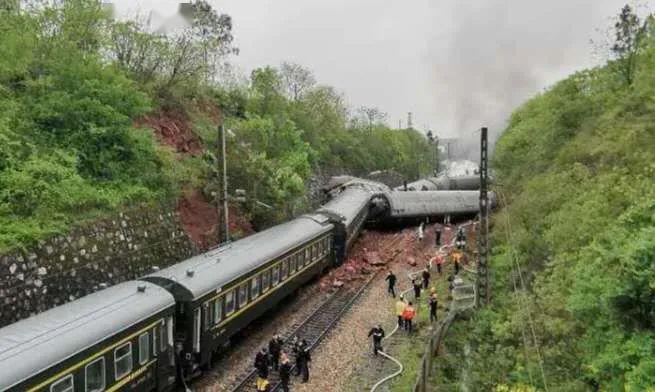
[436,7,655,391]
[0,0,433,252]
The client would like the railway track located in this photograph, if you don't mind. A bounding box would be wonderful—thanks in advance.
[228,272,378,391]
[228,233,405,392]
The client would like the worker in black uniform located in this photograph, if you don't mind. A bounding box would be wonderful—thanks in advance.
[412,278,421,299]
[292,337,302,376]
[254,347,269,386]
[428,291,438,322]
[279,351,292,392]
[456,226,466,249]
[385,270,397,298]
[296,339,311,383]
[268,334,283,371]
[368,324,386,355]
[421,267,430,290]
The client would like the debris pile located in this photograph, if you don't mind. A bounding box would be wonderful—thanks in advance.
[319,223,464,290]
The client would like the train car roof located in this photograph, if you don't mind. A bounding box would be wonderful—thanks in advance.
[394,177,444,191]
[142,216,334,300]
[0,281,175,390]
[318,187,372,227]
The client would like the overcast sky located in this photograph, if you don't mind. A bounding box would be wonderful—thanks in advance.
[110,0,644,155]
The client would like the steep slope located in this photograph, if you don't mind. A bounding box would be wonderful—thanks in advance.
[435,21,655,392]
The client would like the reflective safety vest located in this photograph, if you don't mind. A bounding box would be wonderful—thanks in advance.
[395,300,406,316]
[256,377,269,391]
[402,306,416,320]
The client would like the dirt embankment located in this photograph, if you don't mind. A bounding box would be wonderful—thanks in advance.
[137,107,204,156]
[177,189,254,251]
[138,104,254,250]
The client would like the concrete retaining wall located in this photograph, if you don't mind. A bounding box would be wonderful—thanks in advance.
[0,207,196,327]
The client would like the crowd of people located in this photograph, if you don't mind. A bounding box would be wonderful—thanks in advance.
[252,223,471,388]
[253,335,311,391]
[369,224,470,355]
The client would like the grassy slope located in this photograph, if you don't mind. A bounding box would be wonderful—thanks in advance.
[433,33,655,391]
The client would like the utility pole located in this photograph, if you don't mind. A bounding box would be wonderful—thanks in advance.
[217,124,229,244]
[407,112,413,129]
[477,127,490,306]
[398,119,402,129]
[434,135,440,175]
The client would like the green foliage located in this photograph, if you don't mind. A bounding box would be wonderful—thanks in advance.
[0,0,433,249]
[0,2,185,251]
[436,10,655,391]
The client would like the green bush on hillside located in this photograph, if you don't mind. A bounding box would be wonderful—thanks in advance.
[437,9,655,391]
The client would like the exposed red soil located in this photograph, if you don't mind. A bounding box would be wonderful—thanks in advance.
[177,189,254,251]
[137,107,204,156]
[319,223,464,290]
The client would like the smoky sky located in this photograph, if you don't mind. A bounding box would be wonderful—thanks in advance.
[110,0,642,158]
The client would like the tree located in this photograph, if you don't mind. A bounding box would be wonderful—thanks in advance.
[357,106,387,132]
[610,4,649,86]
[280,62,316,101]
[189,0,238,82]
[248,66,286,116]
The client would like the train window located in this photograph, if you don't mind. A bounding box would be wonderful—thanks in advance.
[296,252,303,268]
[139,333,149,365]
[85,357,105,392]
[51,375,73,392]
[213,299,222,324]
[193,308,201,353]
[289,255,296,272]
[280,259,289,279]
[305,248,311,264]
[160,320,167,353]
[272,265,280,286]
[203,302,212,331]
[152,326,158,358]
[225,291,235,315]
[251,277,260,299]
[262,270,270,292]
[114,342,133,380]
[238,283,248,307]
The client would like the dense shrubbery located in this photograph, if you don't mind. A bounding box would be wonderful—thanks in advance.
[0,0,433,250]
[437,8,655,391]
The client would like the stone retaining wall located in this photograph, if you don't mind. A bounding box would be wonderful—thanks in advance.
[0,206,196,327]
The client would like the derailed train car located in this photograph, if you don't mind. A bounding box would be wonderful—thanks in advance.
[317,187,372,263]
[395,174,482,191]
[141,215,335,377]
[0,281,177,392]
[370,190,495,224]
[0,175,490,391]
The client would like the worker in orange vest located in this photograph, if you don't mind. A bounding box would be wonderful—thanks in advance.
[402,301,417,333]
[452,250,462,274]
[395,295,407,329]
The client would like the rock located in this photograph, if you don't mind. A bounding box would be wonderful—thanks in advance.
[37,267,47,276]
[9,263,17,274]
[364,251,385,266]
[407,257,417,266]
[332,279,344,288]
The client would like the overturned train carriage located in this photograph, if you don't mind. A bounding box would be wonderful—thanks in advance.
[140,215,335,378]
[0,281,176,392]
[317,187,372,263]
[395,174,482,191]
[370,190,495,223]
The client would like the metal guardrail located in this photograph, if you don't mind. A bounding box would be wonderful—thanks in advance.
[412,308,458,392]
[412,280,476,392]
